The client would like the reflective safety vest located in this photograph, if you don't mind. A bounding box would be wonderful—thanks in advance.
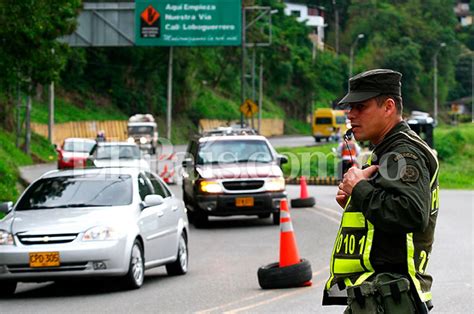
[324,130,439,305]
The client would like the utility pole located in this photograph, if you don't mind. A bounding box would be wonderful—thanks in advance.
[332,0,339,54]
[240,6,246,127]
[349,33,365,89]
[48,82,54,144]
[258,53,263,133]
[16,84,21,149]
[166,47,173,140]
[25,87,32,156]
[433,42,446,125]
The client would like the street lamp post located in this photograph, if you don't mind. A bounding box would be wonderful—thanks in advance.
[433,42,446,125]
[348,33,364,89]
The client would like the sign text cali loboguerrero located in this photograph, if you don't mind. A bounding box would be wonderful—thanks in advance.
[135,0,242,46]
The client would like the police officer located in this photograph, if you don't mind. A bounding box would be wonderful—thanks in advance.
[323,69,440,313]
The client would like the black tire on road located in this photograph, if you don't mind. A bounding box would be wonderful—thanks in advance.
[166,233,188,276]
[272,212,280,225]
[291,197,316,208]
[257,258,312,289]
[122,240,145,290]
[193,211,208,228]
[0,281,17,297]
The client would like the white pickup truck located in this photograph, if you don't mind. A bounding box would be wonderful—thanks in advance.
[127,114,159,154]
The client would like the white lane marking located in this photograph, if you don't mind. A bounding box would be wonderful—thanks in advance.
[315,205,343,217]
[305,207,341,224]
[195,292,273,314]
[224,278,328,313]
[195,267,329,314]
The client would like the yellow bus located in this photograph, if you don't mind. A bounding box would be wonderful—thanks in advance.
[312,108,348,142]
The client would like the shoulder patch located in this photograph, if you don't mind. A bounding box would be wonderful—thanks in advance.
[401,165,420,183]
[393,152,419,162]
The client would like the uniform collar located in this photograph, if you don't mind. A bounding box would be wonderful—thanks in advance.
[371,121,410,160]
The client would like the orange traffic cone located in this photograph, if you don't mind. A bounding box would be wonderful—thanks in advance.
[279,199,301,267]
[257,199,313,289]
[160,164,169,178]
[291,176,316,208]
[299,176,309,199]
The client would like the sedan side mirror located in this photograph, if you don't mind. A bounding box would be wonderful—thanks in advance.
[0,202,13,214]
[277,155,288,166]
[144,194,164,207]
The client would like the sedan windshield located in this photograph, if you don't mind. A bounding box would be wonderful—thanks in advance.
[128,126,153,135]
[16,175,132,210]
[96,145,141,160]
[197,140,273,165]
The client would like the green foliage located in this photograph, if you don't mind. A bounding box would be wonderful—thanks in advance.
[0,0,81,90]
[190,89,240,121]
[28,96,127,124]
[435,123,474,189]
[435,129,466,161]
[344,0,458,112]
[0,129,57,202]
[285,119,311,135]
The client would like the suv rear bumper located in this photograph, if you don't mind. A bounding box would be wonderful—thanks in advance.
[195,192,287,216]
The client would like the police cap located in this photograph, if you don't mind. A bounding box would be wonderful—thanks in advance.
[338,69,402,105]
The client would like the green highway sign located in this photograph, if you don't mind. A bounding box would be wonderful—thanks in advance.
[135,0,242,46]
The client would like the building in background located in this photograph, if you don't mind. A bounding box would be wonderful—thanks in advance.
[283,1,326,51]
[454,0,472,27]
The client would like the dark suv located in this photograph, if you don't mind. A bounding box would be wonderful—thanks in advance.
[182,131,288,227]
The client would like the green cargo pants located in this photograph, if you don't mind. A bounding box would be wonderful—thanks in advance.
[344,273,417,314]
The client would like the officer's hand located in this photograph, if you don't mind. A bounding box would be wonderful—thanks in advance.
[340,165,379,196]
[336,188,349,208]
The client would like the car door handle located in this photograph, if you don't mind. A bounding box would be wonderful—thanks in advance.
[157,210,164,217]
[171,205,178,211]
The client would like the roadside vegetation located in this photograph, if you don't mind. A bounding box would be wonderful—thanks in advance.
[276,123,474,190]
[0,129,56,216]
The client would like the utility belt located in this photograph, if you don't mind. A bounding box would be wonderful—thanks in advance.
[344,273,429,314]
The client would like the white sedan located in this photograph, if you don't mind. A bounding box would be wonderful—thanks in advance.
[89,142,151,172]
[0,167,189,296]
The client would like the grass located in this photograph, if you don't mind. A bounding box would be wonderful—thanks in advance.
[28,97,127,124]
[435,123,474,189]
[276,142,339,178]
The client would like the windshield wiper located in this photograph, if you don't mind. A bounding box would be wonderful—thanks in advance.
[54,203,109,208]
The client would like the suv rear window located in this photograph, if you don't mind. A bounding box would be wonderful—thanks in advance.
[197,140,273,165]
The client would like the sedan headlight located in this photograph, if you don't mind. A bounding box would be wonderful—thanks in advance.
[0,230,14,245]
[199,181,223,193]
[127,137,135,144]
[265,177,285,192]
[140,137,148,144]
[82,226,119,241]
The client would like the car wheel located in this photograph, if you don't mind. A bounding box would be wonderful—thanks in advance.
[166,233,188,276]
[258,213,271,219]
[314,137,320,143]
[0,281,17,297]
[122,240,145,290]
[257,259,312,289]
[193,211,208,228]
[272,212,280,225]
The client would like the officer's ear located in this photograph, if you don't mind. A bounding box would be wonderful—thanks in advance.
[383,98,397,117]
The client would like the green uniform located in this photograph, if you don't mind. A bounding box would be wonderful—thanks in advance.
[323,121,439,309]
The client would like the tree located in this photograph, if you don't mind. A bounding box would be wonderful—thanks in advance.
[0,0,81,130]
